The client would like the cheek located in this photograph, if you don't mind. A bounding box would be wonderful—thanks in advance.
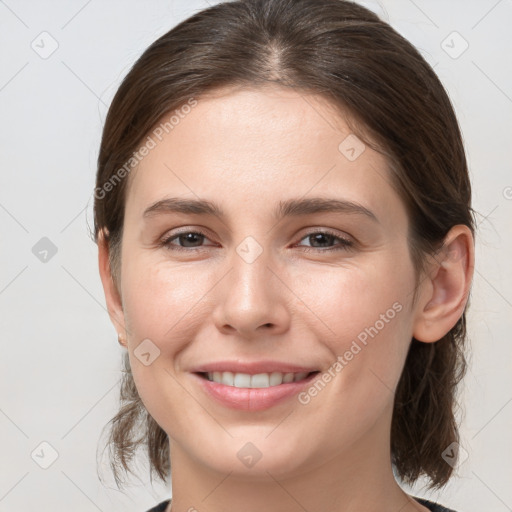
[121,255,207,341]
[120,257,220,420]
[292,267,412,446]
[290,256,413,388]
[291,255,410,333]
[121,263,196,425]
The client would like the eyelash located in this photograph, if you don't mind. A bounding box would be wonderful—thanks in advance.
[159,229,355,253]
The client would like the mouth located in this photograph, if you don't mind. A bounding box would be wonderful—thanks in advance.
[195,370,321,389]
[192,369,323,411]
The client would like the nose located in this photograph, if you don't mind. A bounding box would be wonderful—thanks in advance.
[211,246,291,338]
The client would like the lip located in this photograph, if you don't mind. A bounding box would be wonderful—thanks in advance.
[191,371,321,411]
[191,360,320,374]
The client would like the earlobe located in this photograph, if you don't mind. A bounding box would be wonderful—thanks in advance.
[412,225,475,343]
[97,229,127,338]
[117,332,127,347]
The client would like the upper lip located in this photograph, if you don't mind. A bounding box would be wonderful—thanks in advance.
[191,360,320,375]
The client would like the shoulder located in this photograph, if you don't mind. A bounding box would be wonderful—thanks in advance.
[414,496,460,512]
[145,499,171,512]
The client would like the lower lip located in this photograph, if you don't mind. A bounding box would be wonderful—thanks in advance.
[191,372,320,411]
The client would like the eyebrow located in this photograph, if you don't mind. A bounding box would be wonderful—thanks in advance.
[143,196,379,224]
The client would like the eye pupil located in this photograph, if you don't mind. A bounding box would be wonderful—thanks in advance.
[310,233,334,247]
[180,233,203,247]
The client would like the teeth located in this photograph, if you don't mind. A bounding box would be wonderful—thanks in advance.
[206,371,311,388]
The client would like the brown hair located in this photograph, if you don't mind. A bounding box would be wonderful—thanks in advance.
[94,0,475,491]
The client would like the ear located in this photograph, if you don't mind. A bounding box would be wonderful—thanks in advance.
[97,229,127,347]
[412,225,475,343]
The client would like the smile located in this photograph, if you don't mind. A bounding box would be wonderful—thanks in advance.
[199,370,320,388]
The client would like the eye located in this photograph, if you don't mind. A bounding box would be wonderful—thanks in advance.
[159,228,355,253]
[160,229,215,251]
[296,230,354,252]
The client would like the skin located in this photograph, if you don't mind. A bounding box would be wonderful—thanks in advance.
[98,84,474,512]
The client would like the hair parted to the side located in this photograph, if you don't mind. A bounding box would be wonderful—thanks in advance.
[93,0,476,491]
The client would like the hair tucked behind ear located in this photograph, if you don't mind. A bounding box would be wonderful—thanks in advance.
[391,308,470,488]
[99,352,170,487]
[94,0,475,490]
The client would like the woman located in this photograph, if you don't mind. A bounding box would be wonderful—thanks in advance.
[94,1,475,511]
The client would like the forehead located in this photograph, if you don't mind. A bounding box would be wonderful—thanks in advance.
[125,84,404,229]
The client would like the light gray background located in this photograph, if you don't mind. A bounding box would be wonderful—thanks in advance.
[1,1,511,511]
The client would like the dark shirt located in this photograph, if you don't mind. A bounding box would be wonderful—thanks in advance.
[145,496,458,511]
[146,500,169,512]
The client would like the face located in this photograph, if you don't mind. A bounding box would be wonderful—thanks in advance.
[110,84,427,479]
